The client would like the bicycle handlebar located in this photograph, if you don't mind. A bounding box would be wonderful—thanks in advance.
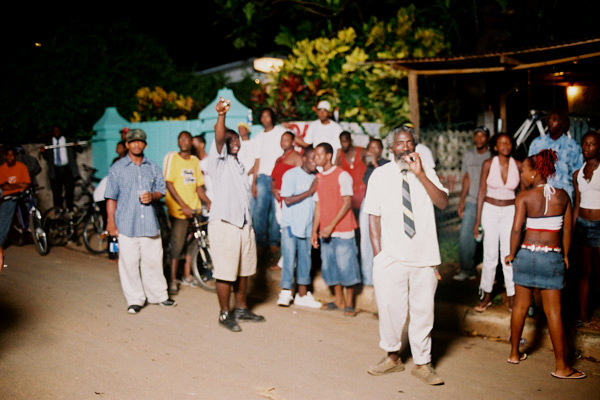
[177,208,209,225]
[1,187,40,201]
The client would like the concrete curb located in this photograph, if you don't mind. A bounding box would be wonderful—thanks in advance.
[262,269,600,362]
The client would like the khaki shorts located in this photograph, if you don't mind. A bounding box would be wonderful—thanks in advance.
[209,219,257,282]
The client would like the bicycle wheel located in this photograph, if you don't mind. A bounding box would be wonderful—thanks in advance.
[192,239,216,292]
[43,207,70,246]
[29,208,49,255]
[82,213,108,254]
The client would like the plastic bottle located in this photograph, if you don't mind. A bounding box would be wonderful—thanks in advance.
[475,225,483,242]
[108,236,119,259]
[247,109,253,125]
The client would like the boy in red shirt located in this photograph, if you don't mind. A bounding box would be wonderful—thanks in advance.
[311,142,361,317]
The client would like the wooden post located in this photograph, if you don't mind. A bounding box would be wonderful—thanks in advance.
[499,93,507,133]
[408,71,420,135]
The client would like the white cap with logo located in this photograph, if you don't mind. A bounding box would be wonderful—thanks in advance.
[317,100,331,112]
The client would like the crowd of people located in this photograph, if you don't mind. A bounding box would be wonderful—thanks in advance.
[0,104,597,384]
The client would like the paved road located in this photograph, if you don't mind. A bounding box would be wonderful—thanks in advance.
[0,244,598,400]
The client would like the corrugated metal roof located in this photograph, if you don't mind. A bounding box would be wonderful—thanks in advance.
[371,37,600,75]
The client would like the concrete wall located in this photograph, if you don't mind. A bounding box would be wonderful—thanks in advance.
[18,143,93,213]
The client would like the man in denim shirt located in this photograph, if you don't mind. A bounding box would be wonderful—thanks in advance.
[528,110,583,200]
[105,129,176,314]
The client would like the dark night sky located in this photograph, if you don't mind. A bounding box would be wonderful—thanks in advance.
[2,5,268,71]
[5,2,599,71]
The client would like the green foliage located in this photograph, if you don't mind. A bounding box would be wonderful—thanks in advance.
[253,7,449,136]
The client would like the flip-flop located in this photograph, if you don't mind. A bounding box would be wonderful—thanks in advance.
[474,301,492,312]
[551,369,586,379]
[343,306,357,317]
[321,302,340,311]
[507,353,528,364]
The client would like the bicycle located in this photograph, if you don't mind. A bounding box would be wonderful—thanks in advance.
[3,187,49,255]
[189,211,215,292]
[42,165,108,254]
[160,208,215,293]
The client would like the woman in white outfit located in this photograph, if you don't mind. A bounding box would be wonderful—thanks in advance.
[474,133,523,312]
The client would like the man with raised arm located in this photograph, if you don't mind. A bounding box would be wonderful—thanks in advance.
[209,98,265,332]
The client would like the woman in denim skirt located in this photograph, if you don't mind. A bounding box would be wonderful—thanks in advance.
[505,149,586,379]
[572,130,600,325]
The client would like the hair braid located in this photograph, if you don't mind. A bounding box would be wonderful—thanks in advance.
[531,149,558,180]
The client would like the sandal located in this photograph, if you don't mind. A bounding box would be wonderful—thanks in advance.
[507,353,528,364]
[321,302,340,311]
[551,369,586,379]
[344,306,357,317]
[474,301,492,312]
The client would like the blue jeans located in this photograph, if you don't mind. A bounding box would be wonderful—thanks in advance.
[280,226,312,289]
[359,200,373,286]
[252,174,280,248]
[458,202,478,276]
[0,199,17,247]
[574,217,600,247]
[320,237,361,287]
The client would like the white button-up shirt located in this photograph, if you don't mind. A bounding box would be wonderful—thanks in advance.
[363,161,448,267]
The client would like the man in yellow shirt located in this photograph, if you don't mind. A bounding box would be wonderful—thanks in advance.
[163,131,211,295]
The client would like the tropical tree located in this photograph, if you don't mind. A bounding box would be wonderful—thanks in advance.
[252,6,449,135]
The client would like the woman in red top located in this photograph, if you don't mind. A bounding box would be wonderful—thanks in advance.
[271,131,302,204]
[269,131,302,270]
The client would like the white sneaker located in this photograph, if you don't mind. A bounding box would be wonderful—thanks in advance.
[452,272,476,281]
[180,275,200,287]
[277,290,293,307]
[294,292,322,309]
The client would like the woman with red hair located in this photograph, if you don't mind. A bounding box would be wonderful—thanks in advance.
[505,149,586,379]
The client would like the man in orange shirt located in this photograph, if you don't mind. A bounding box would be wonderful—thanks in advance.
[0,146,31,247]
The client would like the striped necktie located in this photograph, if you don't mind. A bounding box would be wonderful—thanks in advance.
[54,138,62,165]
[402,171,415,238]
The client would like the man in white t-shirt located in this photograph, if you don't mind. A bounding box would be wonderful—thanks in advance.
[295,100,342,159]
[363,125,448,386]
[252,108,287,252]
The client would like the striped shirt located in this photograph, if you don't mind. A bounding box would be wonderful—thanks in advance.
[104,154,166,237]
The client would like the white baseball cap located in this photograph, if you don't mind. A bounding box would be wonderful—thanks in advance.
[317,100,331,112]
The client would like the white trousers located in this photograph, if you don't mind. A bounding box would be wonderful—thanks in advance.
[480,202,515,296]
[118,234,168,306]
[373,252,438,365]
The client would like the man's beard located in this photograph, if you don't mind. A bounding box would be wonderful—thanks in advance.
[395,150,411,171]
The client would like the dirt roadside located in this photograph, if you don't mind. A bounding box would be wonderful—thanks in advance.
[0,244,598,400]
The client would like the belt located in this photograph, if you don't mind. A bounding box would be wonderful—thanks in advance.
[521,243,561,253]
